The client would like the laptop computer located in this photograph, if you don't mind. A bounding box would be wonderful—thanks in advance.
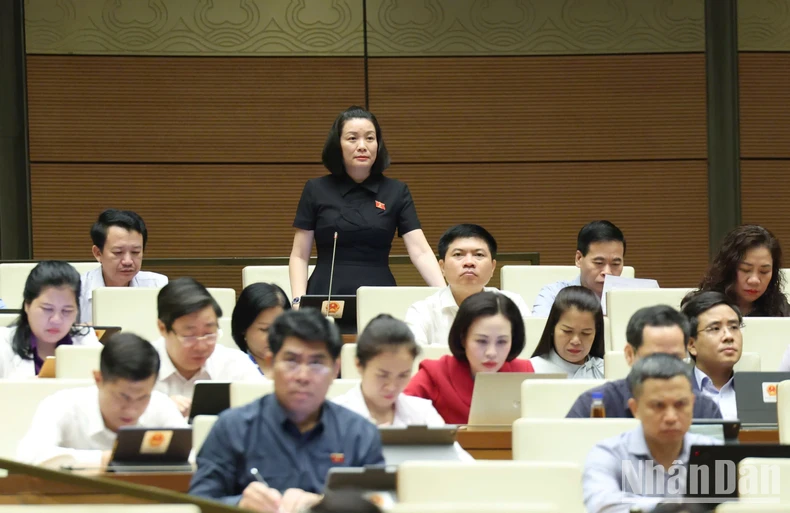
[689,419,741,444]
[107,426,192,472]
[188,381,231,422]
[467,372,566,426]
[685,443,790,507]
[300,295,357,334]
[379,425,459,464]
[734,371,790,427]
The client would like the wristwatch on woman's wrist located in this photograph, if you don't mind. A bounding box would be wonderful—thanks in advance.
[292,297,301,306]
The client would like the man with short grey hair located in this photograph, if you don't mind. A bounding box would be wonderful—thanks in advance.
[583,354,721,513]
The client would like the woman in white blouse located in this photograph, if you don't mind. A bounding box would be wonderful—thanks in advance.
[528,286,605,379]
[333,314,472,460]
[0,261,100,379]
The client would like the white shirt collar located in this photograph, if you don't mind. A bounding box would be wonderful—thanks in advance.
[693,365,734,393]
[438,286,460,313]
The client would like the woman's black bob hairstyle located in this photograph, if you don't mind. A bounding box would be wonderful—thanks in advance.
[322,106,391,177]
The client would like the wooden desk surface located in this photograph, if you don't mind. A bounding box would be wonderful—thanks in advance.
[457,427,512,460]
[739,428,779,443]
[0,472,192,496]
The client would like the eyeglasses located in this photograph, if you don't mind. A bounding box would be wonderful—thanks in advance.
[276,359,332,376]
[173,329,222,347]
[699,323,744,336]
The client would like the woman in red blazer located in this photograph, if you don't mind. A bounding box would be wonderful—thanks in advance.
[403,291,534,424]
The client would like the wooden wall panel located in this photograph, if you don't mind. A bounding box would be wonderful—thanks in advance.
[742,160,790,247]
[30,163,323,259]
[368,54,706,163]
[391,161,709,288]
[26,56,365,163]
[740,53,790,158]
[32,160,708,289]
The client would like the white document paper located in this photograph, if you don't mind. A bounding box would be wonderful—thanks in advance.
[601,275,660,315]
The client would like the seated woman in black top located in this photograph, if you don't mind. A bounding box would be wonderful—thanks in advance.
[289,106,445,302]
[696,224,790,317]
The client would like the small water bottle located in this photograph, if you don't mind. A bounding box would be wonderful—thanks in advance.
[590,391,606,418]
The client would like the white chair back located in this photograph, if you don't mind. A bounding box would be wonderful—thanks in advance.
[741,317,790,371]
[734,351,761,372]
[340,343,360,379]
[357,286,441,332]
[524,317,546,357]
[71,262,101,275]
[500,265,634,312]
[521,379,605,418]
[192,414,219,454]
[777,381,790,444]
[218,316,235,348]
[230,379,359,408]
[603,351,629,380]
[92,287,230,341]
[607,288,694,351]
[0,313,17,327]
[0,379,93,459]
[341,344,451,379]
[54,345,103,379]
[397,460,584,512]
[93,287,160,340]
[512,418,638,466]
[209,288,236,318]
[736,457,790,501]
[241,265,315,301]
[0,262,98,309]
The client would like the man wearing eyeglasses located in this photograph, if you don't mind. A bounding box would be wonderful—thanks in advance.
[189,308,384,513]
[153,277,263,416]
[680,291,743,420]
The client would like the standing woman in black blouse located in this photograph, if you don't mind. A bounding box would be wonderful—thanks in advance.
[289,106,445,304]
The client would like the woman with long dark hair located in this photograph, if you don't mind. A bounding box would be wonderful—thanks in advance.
[697,225,790,317]
[0,261,100,378]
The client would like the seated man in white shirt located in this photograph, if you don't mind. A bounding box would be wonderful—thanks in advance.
[153,277,264,416]
[405,224,529,345]
[532,220,626,316]
[681,291,743,420]
[16,333,186,468]
[80,209,169,323]
[583,354,721,513]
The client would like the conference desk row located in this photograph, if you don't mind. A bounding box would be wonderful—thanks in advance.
[0,427,780,498]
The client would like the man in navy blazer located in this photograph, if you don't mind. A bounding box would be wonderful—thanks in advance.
[567,305,722,419]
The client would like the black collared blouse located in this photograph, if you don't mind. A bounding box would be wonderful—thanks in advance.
[293,173,421,295]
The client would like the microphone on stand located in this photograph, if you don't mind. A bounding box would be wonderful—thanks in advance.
[322,232,345,323]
